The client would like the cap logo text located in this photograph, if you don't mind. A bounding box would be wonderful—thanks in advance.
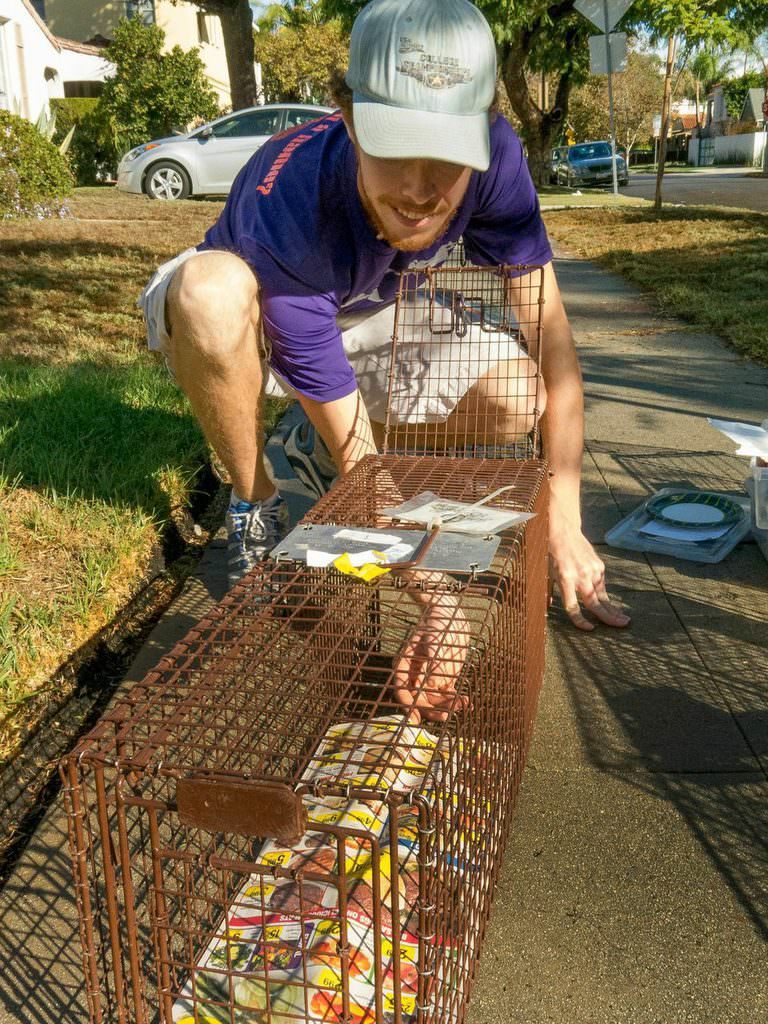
[397,37,473,90]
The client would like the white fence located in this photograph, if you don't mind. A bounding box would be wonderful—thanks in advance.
[690,130,766,167]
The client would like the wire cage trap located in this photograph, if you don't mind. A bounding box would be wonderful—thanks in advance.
[61,454,549,1024]
[382,263,545,460]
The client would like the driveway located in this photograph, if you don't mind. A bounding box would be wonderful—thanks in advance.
[623,166,768,212]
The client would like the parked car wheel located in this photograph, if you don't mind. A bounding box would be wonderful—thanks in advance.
[144,161,192,201]
[619,176,629,187]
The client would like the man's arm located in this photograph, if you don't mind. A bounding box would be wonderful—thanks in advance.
[509,261,630,631]
[297,389,470,720]
[298,388,377,476]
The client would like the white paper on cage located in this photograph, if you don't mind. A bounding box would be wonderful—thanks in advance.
[707,417,768,458]
[383,491,534,535]
[306,541,415,568]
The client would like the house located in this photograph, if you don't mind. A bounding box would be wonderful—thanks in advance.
[702,83,729,136]
[740,87,766,130]
[0,0,111,120]
[669,112,703,163]
[690,83,765,167]
[39,0,235,107]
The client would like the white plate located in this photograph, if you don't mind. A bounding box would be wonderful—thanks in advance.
[659,501,724,525]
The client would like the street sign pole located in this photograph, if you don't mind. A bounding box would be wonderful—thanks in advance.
[577,0,633,192]
[603,0,619,195]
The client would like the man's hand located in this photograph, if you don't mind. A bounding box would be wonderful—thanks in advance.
[549,516,630,631]
[393,592,471,723]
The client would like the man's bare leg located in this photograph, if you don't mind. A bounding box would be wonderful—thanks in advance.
[165,251,274,503]
[164,251,288,588]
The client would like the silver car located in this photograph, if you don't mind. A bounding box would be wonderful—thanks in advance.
[555,141,629,188]
[116,103,333,200]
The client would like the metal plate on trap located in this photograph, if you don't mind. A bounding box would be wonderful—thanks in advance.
[271,523,501,574]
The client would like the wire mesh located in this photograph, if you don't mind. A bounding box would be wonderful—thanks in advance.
[383,265,545,460]
[61,455,548,1024]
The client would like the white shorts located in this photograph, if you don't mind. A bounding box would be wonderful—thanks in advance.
[138,248,523,424]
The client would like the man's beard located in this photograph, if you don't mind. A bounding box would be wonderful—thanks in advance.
[358,177,458,253]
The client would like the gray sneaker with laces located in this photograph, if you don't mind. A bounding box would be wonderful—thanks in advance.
[225,494,289,590]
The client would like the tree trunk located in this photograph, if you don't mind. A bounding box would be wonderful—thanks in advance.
[500,35,574,188]
[654,36,676,212]
[202,0,257,111]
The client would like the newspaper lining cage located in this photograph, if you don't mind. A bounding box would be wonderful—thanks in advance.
[61,264,549,1024]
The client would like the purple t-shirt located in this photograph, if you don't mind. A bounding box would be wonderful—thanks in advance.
[199,111,552,403]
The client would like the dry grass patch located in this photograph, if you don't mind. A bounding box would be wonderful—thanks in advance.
[543,205,768,364]
[538,185,649,209]
[0,188,223,365]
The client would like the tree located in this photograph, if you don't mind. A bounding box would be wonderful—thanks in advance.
[254,20,348,103]
[723,69,764,118]
[99,19,219,161]
[569,50,662,161]
[173,0,258,110]
[677,43,736,127]
[255,0,328,31]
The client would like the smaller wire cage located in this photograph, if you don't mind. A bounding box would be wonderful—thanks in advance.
[61,456,549,1024]
[382,263,545,461]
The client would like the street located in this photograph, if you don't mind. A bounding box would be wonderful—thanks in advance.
[622,165,768,212]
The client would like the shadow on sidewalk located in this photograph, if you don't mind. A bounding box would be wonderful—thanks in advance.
[0,816,87,1024]
[578,337,768,423]
[552,445,768,940]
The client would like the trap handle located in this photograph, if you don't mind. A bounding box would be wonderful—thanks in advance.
[176,776,308,843]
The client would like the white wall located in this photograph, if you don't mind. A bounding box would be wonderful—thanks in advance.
[0,0,62,120]
[156,0,231,106]
[0,1,111,120]
[714,131,766,167]
[58,43,111,84]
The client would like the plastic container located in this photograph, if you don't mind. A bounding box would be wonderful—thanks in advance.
[605,487,752,563]
[749,458,768,530]
[745,472,768,565]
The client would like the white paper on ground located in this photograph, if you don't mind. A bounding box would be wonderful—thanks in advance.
[639,519,730,542]
[707,417,768,458]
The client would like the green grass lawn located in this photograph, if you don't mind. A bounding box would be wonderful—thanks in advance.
[543,204,768,364]
[0,187,231,757]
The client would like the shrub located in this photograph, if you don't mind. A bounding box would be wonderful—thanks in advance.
[99,19,220,162]
[51,98,114,186]
[0,110,74,219]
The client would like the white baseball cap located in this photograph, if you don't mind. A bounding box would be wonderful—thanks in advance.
[346,0,497,172]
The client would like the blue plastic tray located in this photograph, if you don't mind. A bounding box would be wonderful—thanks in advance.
[605,487,752,563]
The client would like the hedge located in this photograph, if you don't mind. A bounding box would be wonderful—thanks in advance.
[0,109,74,219]
[51,97,114,187]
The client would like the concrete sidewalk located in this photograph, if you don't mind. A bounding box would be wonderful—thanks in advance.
[1,255,766,1024]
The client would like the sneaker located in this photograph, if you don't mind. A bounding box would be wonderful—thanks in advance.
[225,494,289,590]
[283,413,338,501]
